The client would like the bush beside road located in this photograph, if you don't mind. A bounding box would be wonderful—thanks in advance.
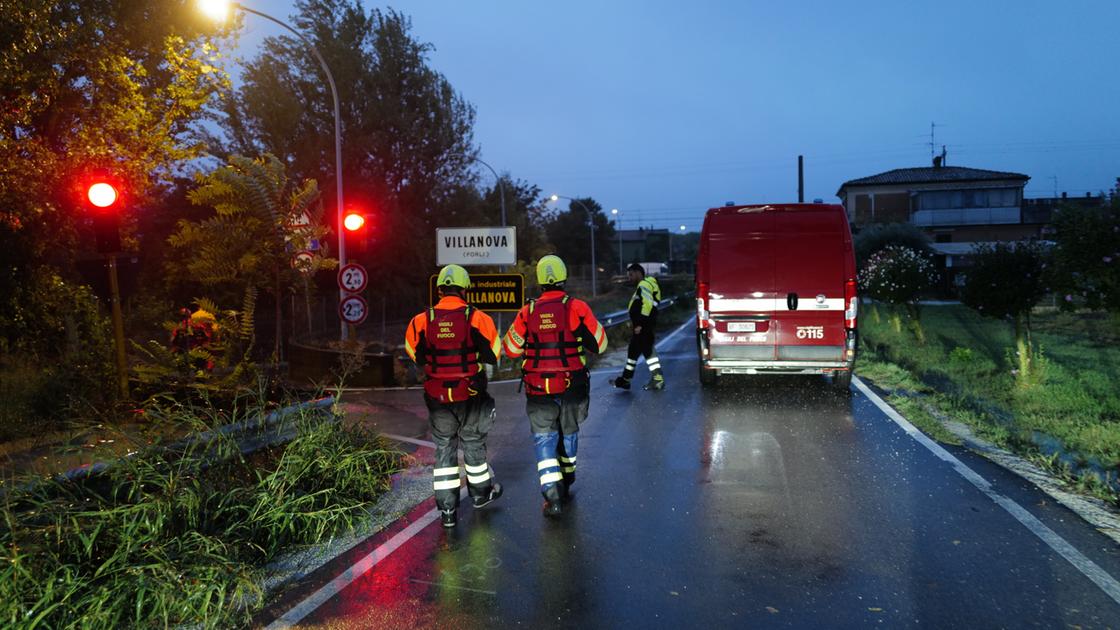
[856,303,1120,503]
[0,396,403,629]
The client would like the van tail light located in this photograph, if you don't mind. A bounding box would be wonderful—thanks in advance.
[697,282,710,329]
[844,279,858,329]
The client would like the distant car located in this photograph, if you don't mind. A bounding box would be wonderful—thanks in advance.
[695,203,858,389]
[635,261,669,277]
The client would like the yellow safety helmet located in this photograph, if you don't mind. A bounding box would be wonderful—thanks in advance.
[436,264,471,289]
[536,255,568,285]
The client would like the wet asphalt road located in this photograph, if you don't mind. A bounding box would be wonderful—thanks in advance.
[266,325,1120,629]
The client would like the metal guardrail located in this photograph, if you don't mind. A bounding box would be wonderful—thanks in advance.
[600,293,694,329]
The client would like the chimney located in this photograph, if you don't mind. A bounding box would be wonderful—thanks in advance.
[933,155,943,168]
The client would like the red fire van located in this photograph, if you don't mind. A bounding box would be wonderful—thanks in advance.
[695,203,858,388]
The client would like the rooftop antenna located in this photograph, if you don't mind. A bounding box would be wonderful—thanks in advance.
[929,122,937,160]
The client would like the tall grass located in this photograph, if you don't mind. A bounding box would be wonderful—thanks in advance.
[859,303,1120,498]
[0,395,402,629]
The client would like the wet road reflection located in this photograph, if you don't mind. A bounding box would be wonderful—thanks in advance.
[274,340,1120,629]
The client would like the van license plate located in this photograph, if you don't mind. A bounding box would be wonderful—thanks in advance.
[727,322,756,332]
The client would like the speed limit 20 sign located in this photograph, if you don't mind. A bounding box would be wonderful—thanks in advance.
[337,263,368,293]
[339,295,369,325]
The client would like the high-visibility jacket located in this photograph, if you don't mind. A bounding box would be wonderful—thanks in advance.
[503,290,607,369]
[405,295,500,379]
[628,276,661,326]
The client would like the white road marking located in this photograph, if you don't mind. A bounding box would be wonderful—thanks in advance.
[854,376,1120,606]
[264,488,467,629]
[267,318,697,625]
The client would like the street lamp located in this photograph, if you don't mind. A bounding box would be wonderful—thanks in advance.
[670,224,686,262]
[549,194,597,297]
[611,208,623,274]
[199,0,350,340]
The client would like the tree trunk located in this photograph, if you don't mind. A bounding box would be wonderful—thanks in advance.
[274,265,282,363]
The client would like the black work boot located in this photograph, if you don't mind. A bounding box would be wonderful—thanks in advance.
[542,486,563,517]
[472,482,503,509]
[643,374,666,391]
[440,508,457,528]
[612,376,631,390]
[560,473,575,502]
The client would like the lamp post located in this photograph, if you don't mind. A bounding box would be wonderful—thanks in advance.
[670,224,686,262]
[473,157,506,230]
[550,194,597,297]
[199,0,350,340]
[611,208,623,274]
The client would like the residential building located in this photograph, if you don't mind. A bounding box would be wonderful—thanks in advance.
[837,158,1033,288]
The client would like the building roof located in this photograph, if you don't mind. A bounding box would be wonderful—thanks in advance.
[837,166,1030,196]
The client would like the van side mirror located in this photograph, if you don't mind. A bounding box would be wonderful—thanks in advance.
[787,293,799,310]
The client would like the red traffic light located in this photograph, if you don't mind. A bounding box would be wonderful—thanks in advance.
[343,212,365,231]
[87,182,119,209]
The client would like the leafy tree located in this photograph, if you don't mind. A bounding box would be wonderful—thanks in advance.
[216,1,477,308]
[1,0,230,408]
[960,241,1048,378]
[167,154,332,361]
[858,245,939,341]
[854,222,934,268]
[543,197,617,278]
[1049,181,1120,315]
[485,177,552,264]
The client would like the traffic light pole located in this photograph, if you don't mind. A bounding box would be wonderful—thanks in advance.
[106,255,129,399]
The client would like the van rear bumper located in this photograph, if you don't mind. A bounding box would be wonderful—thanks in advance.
[703,359,852,375]
[697,327,857,376]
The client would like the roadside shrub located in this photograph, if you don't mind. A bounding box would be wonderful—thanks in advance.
[0,395,403,629]
[1048,190,1120,314]
[0,271,114,437]
[858,245,939,341]
[854,222,934,268]
[960,241,1049,383]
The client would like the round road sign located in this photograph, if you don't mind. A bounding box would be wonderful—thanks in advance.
[292,251,314,273]
[338,263,368,293]
[339,295,369,325]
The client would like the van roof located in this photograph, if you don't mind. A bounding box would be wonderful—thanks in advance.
[704,203,843,216]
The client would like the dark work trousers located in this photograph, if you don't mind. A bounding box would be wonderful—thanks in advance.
[526,372,589,502]
[622,324,662,379]
[427,391,497,512]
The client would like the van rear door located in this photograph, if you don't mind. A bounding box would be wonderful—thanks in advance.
[705,208,778,362]
[770,207,847,363]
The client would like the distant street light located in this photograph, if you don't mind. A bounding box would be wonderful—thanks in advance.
[199,0,351,341]
[550,194,597,297]
[611,208,623,274]
[670,224,686,262]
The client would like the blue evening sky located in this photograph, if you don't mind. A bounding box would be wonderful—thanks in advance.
[231,1,1120,231]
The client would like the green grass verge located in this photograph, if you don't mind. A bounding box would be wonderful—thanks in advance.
[857,303,1120,503]
[0,395,403,629]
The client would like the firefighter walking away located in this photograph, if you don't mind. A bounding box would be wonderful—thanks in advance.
[504,255,607,517]
[613,263,665,390]
[405,264,503,528]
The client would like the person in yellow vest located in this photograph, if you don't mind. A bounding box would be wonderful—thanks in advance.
[613,263,665,390]
[503,255,607,517]
[405,265,503,528]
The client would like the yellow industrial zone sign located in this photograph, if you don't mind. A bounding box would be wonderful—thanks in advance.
[428,273,525,312]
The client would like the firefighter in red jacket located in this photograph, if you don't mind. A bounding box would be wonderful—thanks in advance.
[405,264,503,528]
[503,255,608,517]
